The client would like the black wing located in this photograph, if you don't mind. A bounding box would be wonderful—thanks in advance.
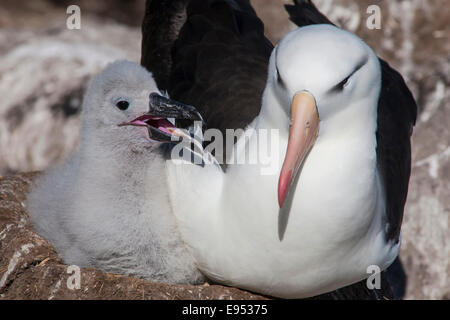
[376,60,417,241]
[285,0,335,26]
[285,0,417,242]
[169,0,273,137]
[141,0,190,92]
[142,0,273,162]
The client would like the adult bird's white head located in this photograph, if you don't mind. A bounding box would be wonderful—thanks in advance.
[259,24,382,209]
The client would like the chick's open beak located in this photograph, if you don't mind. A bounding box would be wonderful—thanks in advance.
[118,93,204,143]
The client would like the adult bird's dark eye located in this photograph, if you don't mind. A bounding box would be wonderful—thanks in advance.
[276,67,285,88]
[116,100,129,110]
[337,76,350,90]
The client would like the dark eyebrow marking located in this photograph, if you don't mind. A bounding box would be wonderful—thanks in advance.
[275,47,286,89]
[329,57,368,93]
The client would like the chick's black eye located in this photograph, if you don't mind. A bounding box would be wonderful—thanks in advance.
[116,100,129,110]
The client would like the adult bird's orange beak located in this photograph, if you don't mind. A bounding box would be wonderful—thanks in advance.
[278,91,319,208]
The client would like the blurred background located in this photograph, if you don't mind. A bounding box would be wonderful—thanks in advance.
[0,0,448,299]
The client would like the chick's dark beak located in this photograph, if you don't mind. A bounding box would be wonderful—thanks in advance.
[148,93,205,128]
[118,93,205,143]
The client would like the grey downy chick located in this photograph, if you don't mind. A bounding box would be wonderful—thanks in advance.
[27,60,205,284]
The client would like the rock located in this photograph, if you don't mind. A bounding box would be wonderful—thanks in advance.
[0,16,141,174]
[401,63,450,300]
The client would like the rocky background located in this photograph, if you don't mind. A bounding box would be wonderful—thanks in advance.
[0,0,448,299]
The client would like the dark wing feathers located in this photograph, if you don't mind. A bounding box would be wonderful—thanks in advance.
[169,0,273,138]
[141,0,190,91]
[284,0,418,242]
[377,59,417,241]
[285,0,335,26]
[142,0,272,162]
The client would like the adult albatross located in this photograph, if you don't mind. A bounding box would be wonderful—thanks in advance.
[142,0,417,299]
